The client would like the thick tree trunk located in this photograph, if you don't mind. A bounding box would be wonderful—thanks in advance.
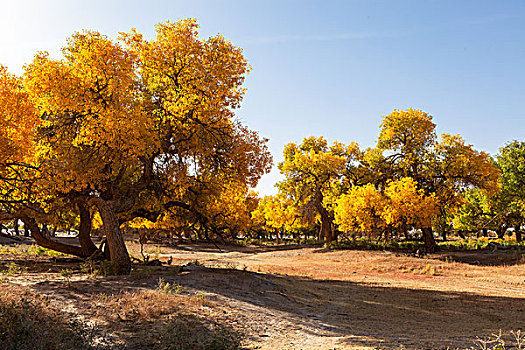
[422,227,437,253]
[77,201,98,257]
[323,222,332,243]
[319,206,333,243]
[91,198,131,275]
[19,215,87,257]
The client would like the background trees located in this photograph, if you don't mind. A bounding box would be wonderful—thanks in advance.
[272,109,501,252]
[453,141,525,243]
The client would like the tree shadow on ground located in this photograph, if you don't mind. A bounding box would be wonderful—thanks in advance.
[170,268,525,349]
[0,235,33,246]
[26,262,525,350]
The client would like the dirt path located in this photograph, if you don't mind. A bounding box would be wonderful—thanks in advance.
[2,243,524,349]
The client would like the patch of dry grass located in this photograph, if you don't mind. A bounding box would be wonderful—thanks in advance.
[0,284,93,350]
[91,289,240,349]
[93,289,206,322]
[1,281,241,350]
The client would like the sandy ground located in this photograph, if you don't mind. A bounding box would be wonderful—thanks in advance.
[1,239,524,349]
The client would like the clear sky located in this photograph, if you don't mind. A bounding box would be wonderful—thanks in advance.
[1,0,524,195]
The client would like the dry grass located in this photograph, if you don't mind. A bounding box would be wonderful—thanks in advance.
[93,288,211,322]
[0,284,93,350]
[0,281,241,350]
[89,288,240,349]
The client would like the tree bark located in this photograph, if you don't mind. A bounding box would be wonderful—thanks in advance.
[319,206,333,243]
[422,227,437,253]
[77,201,98,257]
[19,215,87,257]
[91,198,131,275]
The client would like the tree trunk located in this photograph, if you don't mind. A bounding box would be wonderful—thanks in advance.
[496,227,506,239]
[319,206,333,243]
[385,226,392,241]
[422,227,437,253]
[320,219,332,243]
[333,228,340,242]
[514,224,522,243]
[91,198,131,275]
[19,215,87,257]
[13,219,19,236]
[77,201,98,257]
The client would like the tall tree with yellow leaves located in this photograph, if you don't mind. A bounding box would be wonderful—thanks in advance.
[19,19,271,274]
[377,109,499,251]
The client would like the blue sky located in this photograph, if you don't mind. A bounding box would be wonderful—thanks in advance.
[1,1,524,195]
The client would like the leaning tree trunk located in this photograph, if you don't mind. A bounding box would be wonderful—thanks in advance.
[19,215,87,257]
[422,227,437,253]
[91,198,131,275]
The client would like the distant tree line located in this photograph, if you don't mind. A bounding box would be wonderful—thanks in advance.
[253,109,524,252]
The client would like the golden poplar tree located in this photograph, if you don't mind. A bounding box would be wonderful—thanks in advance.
[13,19,271,274]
